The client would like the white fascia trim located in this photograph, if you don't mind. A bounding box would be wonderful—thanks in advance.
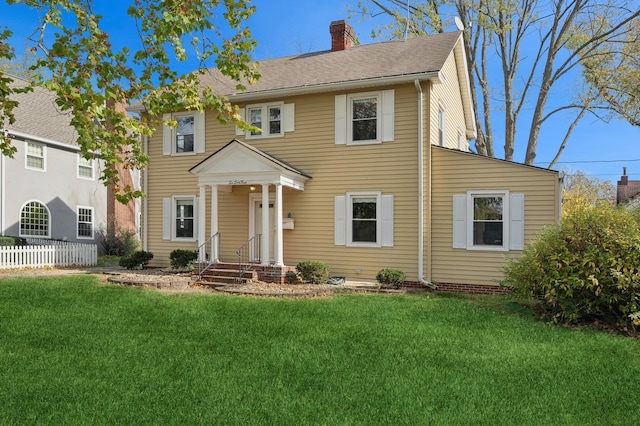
[452,34,478,139]
[229,72,443,102]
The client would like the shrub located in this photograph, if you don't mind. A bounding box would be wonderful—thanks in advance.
[169,249,198,270]
[98,226,139,257]
[119,251,154,270]
[296,260,330,284]
[0,236,27,246]
[376,268,406,289]
[501,203,640,328]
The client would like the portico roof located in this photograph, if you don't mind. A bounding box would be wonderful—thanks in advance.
[188,139,311,190]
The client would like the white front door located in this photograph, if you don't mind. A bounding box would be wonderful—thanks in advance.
[251,196,275,262]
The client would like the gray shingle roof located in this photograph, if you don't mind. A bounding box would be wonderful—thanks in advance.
[5,76,78,146]
[198,31,462,98]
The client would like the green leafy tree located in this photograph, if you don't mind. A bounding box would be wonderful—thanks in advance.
[576,21,640,128]
[561,169,615,217]
[0,0,260,203]
[351,1,640,166]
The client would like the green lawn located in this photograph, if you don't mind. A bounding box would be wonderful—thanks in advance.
[1,276,639,425]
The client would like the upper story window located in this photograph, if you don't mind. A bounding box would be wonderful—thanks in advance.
[438,104,445,147]
[457,129,465,151]
[77,206,94,239]
[351,96,378,142]
[237,102,295,139]
[249,104,281,136]
[77,154,94,179]
[20,201,50,237]
[162,111,205,156]
[26,142,45,171]
[335,90,394,145]
[176,115,195,153]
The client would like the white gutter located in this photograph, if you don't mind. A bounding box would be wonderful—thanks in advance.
[415,79,437,290]
[4,129,85,153]
[143,134,149,251]
[127,71,444,113]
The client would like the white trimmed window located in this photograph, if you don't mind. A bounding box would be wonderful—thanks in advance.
[335,90,394,145]
[162,111,205,156]
[77,206,94,239]
[236,102,295,138]
[458,129,466,151]
[351,96,378,142]
[438,104,445,147]
[77,154,94,179]
[334,192,394,247]
[453,190,524,251]
[26,142,45,171]
[175,115,194,153]
[19,201,50,237]
[162,196,198,241]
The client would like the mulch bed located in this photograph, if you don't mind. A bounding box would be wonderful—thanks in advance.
[106,268,411,298]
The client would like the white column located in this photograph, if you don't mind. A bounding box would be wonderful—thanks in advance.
[261,184,270,265]
[210,185,219,262]
[198,185,206,261]
[274,183,284,266]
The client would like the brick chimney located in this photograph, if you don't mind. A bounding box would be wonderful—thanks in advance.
[105,99,138,238]
[619,166,629,185]
[330,20,356,51]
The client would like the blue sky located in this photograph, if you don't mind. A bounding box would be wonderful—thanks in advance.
[1,0,638,184]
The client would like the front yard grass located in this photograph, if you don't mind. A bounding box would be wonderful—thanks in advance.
[1,275,638,425]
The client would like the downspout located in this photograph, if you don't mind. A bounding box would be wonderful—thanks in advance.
[415,79,437,290]
[142,135,149,251]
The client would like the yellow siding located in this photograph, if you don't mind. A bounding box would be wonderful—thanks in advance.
[144,83,425,282]
[430,146,560,286]
[430,52,467,150]
[143,77,559,288]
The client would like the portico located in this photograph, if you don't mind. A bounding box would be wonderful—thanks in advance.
[189,139,311,267]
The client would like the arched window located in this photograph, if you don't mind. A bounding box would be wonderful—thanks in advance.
[20,201,50,237]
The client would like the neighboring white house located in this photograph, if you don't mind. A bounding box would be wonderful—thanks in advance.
[1,76,114,247]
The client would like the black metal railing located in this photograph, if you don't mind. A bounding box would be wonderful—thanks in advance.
[235,234,261,282]
[196,232,220,279]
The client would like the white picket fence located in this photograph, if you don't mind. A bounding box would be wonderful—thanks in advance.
[0,242,98,269]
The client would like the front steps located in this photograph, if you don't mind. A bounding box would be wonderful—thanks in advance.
[196,262,297,286]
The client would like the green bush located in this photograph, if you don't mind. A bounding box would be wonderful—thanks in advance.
[501,203,640,328]
[296,260,330,284]
[98,226,139,257]
[119,251,154,270]
[376,268,406,289]
[169,249,198,270]
[0,236,27,246]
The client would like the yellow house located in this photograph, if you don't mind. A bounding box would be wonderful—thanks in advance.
[135,20,561,292]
